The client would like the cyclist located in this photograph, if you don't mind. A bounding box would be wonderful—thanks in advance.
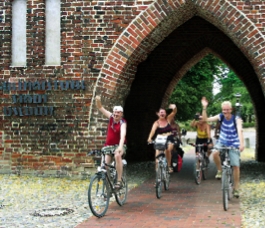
[201,97,244,198]
[190,112,213,164]
[95,95,127,189]
[169,117,182,147]
[147,104,177,173]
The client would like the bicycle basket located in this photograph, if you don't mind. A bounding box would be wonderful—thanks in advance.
[154,136,167,150]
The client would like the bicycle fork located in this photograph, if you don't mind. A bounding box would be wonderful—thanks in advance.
[221,167,231,189]
[196,154,202,171]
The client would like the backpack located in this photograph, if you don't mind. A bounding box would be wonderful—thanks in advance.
[214,114,237,139]
[171,148,183,172]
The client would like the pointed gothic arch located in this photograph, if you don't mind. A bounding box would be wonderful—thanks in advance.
[90,0,265,161]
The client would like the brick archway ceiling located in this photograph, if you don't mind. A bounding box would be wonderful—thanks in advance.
[124,16,265,162]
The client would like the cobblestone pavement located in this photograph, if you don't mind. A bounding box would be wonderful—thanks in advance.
[0,160,152,228]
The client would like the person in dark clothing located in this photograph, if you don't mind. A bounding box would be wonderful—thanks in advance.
[147,104,177,173]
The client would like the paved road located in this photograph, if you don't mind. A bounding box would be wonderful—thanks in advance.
[76,149,241,228]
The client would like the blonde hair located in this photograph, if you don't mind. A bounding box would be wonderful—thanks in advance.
[221,101,232,108]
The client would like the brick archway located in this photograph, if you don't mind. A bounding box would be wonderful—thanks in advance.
[90,0,265,162]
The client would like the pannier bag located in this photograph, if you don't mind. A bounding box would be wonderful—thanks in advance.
[171,149,183,172]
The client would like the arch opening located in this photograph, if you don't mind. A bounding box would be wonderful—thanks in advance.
[124,16,265,162]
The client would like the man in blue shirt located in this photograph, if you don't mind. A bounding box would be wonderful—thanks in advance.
[201,97,244,198]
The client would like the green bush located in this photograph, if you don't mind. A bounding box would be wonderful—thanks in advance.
[243,122,255,128]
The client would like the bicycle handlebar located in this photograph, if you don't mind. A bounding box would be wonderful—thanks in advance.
[213,146,239,151]
[188,142,207,147]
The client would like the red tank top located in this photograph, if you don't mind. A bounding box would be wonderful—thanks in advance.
[104,115,127,146]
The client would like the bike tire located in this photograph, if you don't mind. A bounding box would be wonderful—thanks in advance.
[88,174,110,218]
[202,158,208,180]
[156,165,162,199]
[194,159,202,185]
[222,170,229,211]
[115,165,128,206]
[228,168,233,200]
[164,164,170,191]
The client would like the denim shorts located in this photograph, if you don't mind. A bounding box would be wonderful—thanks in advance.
[215,142,240,167]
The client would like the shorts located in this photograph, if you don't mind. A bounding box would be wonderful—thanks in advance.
[166,135,175,145]
[215,142,240,167]
[195,138,212,152]
[195,137,213,145]
[102,145,127,156]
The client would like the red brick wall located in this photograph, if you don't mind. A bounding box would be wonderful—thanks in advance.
[1,0,265,174]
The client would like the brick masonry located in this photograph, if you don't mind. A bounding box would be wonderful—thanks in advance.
[1,0,265,174]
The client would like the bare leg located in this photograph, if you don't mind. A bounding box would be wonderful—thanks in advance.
[155,150,159,170]
[213,151,222,171]
[166,143,174,166]
[105,155,112,167]
[207,143,213,157]
[233,166,240,190]
[114,152,123,182]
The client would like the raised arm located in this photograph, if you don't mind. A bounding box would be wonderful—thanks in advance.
[167,104,177,122]
[206,123,211,141]
[95,95,112,119]
[201,97,219,122]
[236,117,244,152]
[190,119,197,128]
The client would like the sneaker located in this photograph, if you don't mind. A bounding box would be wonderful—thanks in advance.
[233,190,239,198]
[215,170,222,179]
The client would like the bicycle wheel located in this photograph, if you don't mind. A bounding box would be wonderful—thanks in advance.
[88,174,110,218]
[228,168,233,200]
[194,158,202,185]
[156,164,162,199]
[222,169,229,211]
[163,164,170,191]
[115,165,128,206]
[202,156,208,180]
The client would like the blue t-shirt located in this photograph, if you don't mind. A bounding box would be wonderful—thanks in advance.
[218,114,240,148]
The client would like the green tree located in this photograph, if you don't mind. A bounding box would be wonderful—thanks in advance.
[169,54,223,121]
[210,70,253,122]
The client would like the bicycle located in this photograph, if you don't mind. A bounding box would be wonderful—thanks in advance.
[187,139,209,185]
[217,146,235,211]
[87,149,128,218]
[150,135,170,199]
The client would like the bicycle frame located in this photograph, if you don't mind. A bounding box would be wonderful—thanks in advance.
[151,135,170,199]
[87,149,128,217]
[216,146,237,211]
[97,151,125,192]
[188,141,208,184]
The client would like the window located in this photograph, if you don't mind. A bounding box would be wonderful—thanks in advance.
[45,0,61,65]
[12,0,26,67]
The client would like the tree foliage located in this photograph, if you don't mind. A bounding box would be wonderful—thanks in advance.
[169,54,253,123]
[208,70,253,122]
[169,54,222,121]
